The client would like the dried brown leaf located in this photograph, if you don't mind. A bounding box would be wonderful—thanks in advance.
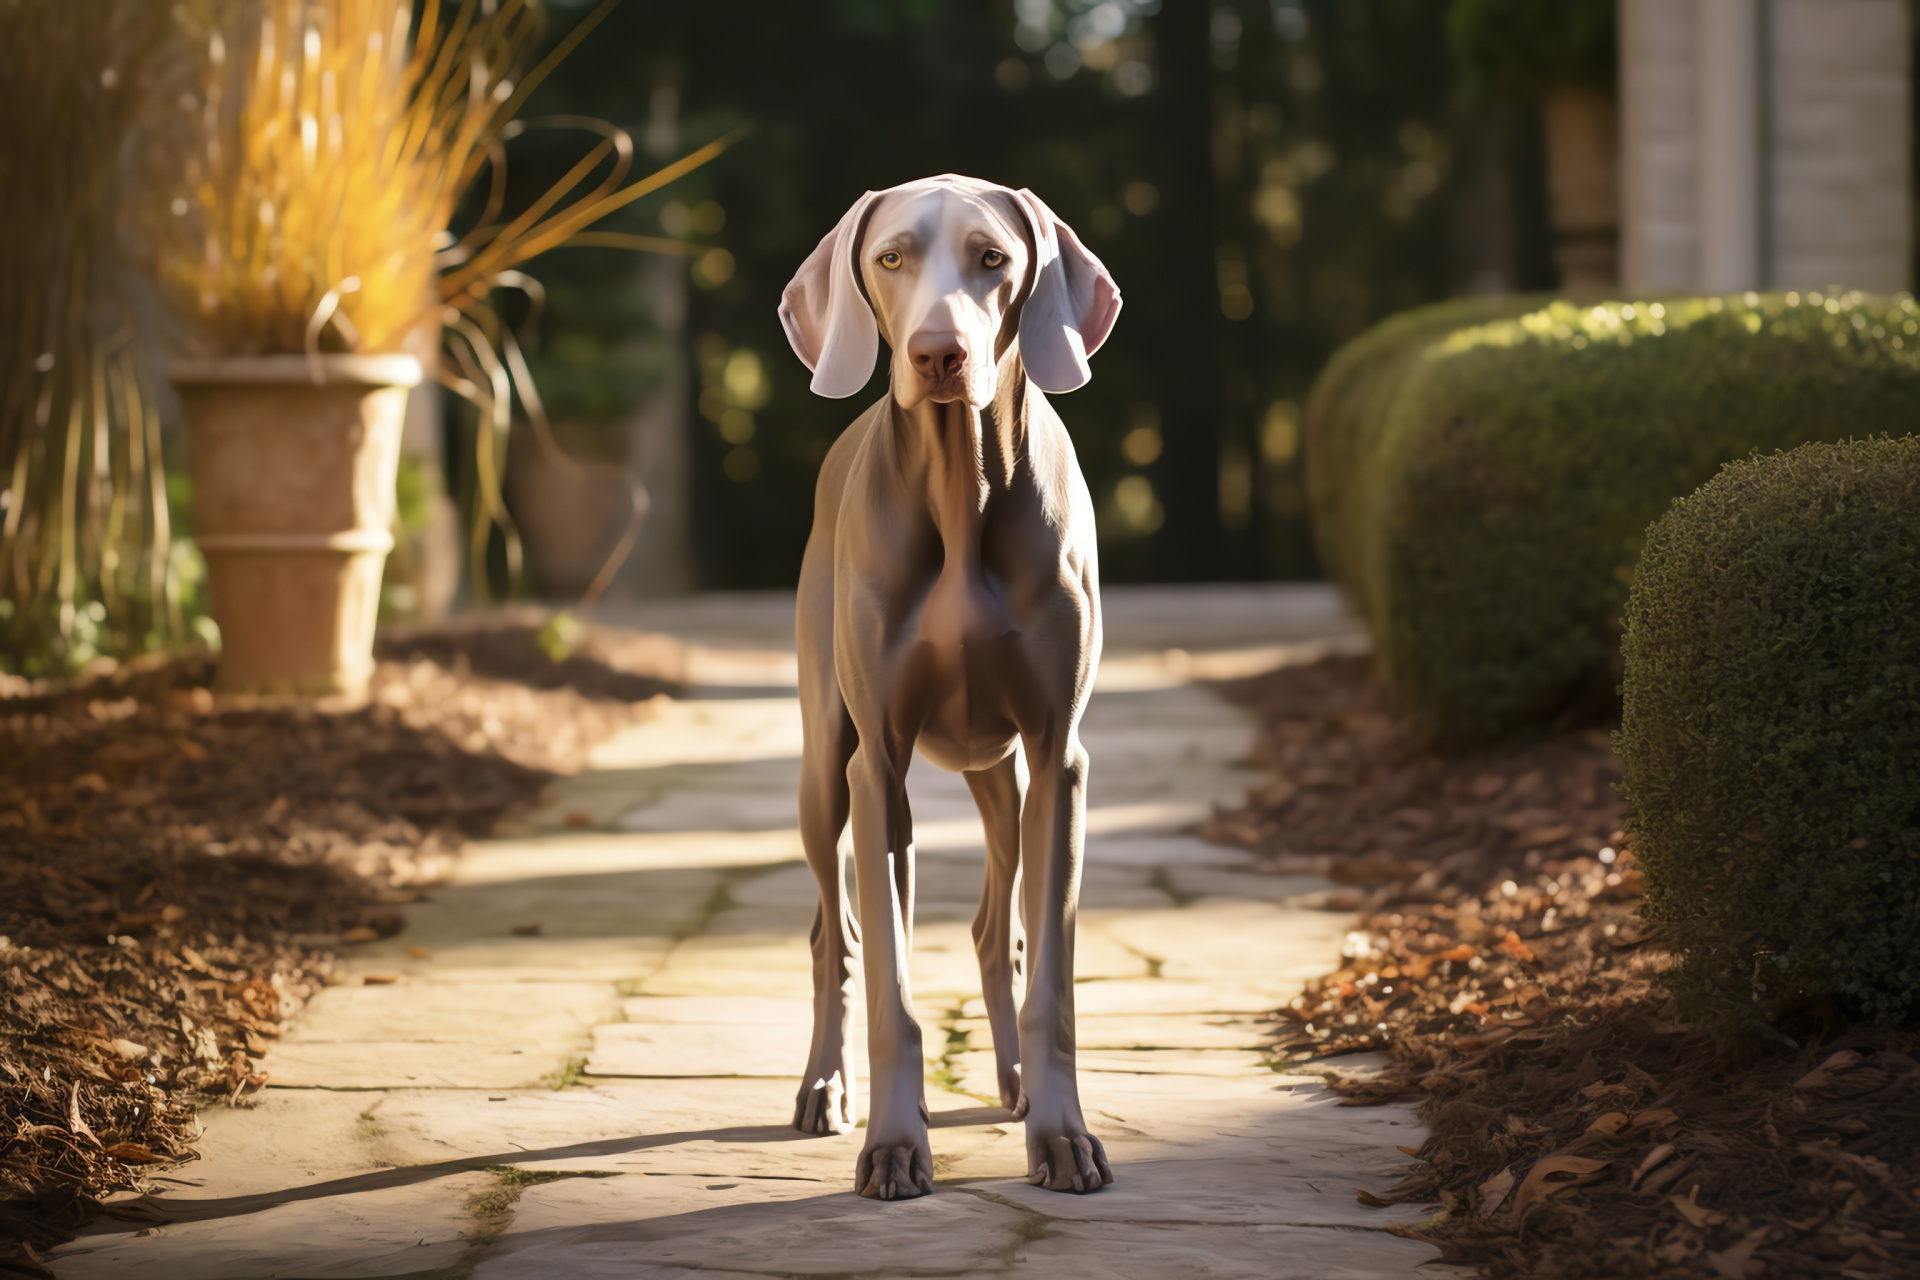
[1630,1142,1676,1189]
[1669,1184,1726,1227]
[99,1142,163,1165]
[1629,1108,1680,1134]
[1512,1154,1610,1212]
[1585,1111,1630,1139]
[1793,1050,1864,1090]
[1496,931,1537,964]
[1706,1225,1769,1279]
[1476,1165,1515,1217]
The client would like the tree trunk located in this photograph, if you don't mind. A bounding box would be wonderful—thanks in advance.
[1148,1,1224,580]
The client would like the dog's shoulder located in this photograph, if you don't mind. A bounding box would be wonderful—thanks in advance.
[810,394,891,518]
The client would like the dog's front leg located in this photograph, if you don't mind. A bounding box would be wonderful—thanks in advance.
[1016,731,1113,1193]
[847,742,933,1200]
[964,752,1026,1114]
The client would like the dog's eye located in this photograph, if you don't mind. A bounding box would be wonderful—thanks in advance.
[877,251,903,270]
[982,249,1006,270]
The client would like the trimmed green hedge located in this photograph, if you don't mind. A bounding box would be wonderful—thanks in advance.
[1306,291,1920,745]
[1618,437,1920,1024]
[1304,296,1546,600]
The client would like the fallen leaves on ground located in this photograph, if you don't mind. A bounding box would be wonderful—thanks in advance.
[1207,656,1920,1279]
[0,617,675,1258]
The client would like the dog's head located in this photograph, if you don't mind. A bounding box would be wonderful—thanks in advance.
[779,175,1121,409]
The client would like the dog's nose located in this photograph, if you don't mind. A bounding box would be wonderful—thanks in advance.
[909,332,968,380]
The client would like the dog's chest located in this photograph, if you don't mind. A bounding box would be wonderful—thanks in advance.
[898,518,1060,770]
[903,581,1014,769]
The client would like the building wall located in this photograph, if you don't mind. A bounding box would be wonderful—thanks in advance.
[1770,0,1911,292]
[1621,0,1701,291]
[1621,0,1911,295]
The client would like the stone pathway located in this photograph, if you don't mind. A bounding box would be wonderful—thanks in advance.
[53,585,1448,1280]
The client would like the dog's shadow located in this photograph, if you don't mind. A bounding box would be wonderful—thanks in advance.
[81,1107,1017,1235]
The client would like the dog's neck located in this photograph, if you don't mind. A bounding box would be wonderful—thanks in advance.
[889,352,1029,556]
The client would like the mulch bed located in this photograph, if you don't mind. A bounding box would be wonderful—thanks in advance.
[0,617,674,1274]
[1205,656,1920,1280]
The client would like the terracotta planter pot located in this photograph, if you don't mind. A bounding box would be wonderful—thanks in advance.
[171,355,421,696]
[1540,86,1621,295]
[504,423,636,598]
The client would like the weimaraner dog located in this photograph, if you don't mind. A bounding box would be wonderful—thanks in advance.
[778,174,1121,1200]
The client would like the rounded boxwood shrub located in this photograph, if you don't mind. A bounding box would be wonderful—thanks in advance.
[1304,295,1546,603]
[1618,436,1920,1023]
[1307,292,1920,746]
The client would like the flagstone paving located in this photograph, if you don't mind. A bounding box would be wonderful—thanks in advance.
[52,585,1451,1280]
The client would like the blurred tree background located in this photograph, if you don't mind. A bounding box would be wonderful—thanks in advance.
[501,0,1559,590]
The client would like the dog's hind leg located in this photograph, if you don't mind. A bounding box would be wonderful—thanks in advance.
[964,749,1026,1114]
[794,695,859,1134]
[794,522,861,1136]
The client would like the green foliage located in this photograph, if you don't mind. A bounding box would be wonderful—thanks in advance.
[1618,436,1920,1026]
[527,0,1489,586]
[536,612,580,663]
[378,453,443,622]
[1304,294,1546,597]
[1307,291,1920,746]
[1448,0,1617,101]
[0,1,182,675]
[520,272,671,428]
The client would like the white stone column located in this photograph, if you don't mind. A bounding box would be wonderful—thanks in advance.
[1620,0,1701,291]
[1698,0,1763,291]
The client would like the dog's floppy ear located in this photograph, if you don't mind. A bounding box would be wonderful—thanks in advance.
[779,190,882,399]
[1010,188,1122,394]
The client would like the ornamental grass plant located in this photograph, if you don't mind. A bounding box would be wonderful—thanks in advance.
[1619,436,1920,1027]
[165,0,730,599]
[0,1,183,676]
[167,0,712,356]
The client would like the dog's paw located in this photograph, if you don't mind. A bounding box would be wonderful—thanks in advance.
[794,1070,854,1135]
[855,1140,934,1200]
[1025,1130,1113,1194]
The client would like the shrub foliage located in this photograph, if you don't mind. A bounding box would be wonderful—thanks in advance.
[1307,291,1920,745]
[1448,0,1616,101]
[1619,436,1920,1024]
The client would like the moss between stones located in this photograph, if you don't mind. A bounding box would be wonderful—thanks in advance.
[1306,290,1920,746]
[1618,436,1920,1025]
